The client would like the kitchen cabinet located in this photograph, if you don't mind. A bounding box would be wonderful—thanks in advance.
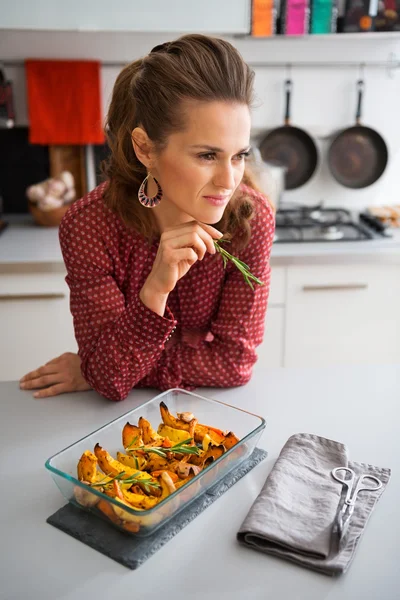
[1,0,251,34]
[254,267,286,369]
[284,264,400,367]
[255,306,285,369]
[0,268,77,381]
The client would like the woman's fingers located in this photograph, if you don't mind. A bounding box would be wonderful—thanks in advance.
[168,247,199,266]
[197,222,224,239]
[162,221,223,254]
[20,363,58,385]
[20,372,61,390]
[33,383,69,399]
[169,232,208,260]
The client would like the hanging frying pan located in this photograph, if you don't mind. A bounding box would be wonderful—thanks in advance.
[259,79,318,190]
[328,79,388,189]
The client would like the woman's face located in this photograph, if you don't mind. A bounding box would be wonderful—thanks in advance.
[150,100,251,229]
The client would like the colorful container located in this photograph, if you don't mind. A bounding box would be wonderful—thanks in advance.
[281,0,311,35]
[311,0,339,32]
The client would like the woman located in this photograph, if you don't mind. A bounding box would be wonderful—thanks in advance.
[20,34,275,401]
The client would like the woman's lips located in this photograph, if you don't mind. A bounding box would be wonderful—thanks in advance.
[203,195,230,206]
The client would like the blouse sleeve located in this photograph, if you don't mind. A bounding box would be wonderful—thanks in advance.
[59,214,177,401]
[178,191,275,388]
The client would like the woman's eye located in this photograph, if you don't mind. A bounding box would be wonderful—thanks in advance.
[198,153,216,161]
[234,151,250,161]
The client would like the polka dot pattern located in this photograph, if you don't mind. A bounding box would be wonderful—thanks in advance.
[59,182,275,401]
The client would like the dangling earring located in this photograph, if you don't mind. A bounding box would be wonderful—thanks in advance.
[138,172,163,208]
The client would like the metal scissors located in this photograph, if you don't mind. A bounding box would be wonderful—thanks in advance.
[331,467,383,541]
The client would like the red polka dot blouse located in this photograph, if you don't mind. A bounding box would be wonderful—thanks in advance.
[59,182,275,400]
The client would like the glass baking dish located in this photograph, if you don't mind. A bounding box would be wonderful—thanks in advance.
[45,388,266,537]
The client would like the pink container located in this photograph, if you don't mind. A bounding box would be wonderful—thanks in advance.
[283,0,310,35]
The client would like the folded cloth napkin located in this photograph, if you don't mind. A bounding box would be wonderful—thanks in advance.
[237,433,391,576]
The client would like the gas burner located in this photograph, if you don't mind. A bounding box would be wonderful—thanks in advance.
[320,226,344,241]
[310,210,330,223]
[273,206,381,243]
[310,210,341,225]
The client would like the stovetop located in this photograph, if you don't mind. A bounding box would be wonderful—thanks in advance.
[274,207,387,243]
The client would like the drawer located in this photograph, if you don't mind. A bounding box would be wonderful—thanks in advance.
[0,272,68,299]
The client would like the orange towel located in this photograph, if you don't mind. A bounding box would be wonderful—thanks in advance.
[25,59,104,145]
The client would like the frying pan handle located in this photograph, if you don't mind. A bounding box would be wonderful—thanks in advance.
[356,79,364,125]
[284,79,292,126]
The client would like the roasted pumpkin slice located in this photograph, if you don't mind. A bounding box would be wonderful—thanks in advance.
[223,431,240,450]
[121,488,159,510]
[116,451,147,471]
[94,444,151,481]
[159,402,226,444]
[157,424,191,444]
[122,422,143,450]
[77,450,98,482]
[138,416,164,445]
[191,444,224,467]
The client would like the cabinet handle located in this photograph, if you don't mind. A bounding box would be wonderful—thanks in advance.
[0,292,66,301]
[302,284,368,292]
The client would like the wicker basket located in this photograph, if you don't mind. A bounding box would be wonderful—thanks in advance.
[28,201,72,227]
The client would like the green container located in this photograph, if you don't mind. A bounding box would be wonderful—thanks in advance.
[311,0,338,32]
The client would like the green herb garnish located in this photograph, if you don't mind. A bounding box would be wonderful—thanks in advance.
[90,470,161,494]
[214,240,264,290]
[128,438,200,458]
[127,435,139,449]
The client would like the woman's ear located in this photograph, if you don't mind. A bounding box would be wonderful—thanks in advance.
[131,127,154,168]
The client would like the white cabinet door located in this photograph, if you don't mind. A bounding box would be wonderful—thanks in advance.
[255,306,285,369]
[2,0,251,33]
[284,264,400,367]
[254,267,286,369]
[0,270,77,381]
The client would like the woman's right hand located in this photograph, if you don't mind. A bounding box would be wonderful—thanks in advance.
[19,352,92,398]
[140,221,223,315]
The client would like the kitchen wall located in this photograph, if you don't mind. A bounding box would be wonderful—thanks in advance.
[1,29,400,211]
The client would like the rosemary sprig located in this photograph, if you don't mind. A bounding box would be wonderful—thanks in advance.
[214,240,264,290]
[129,438,200,458]
[127,435,139,449]
[90,470,161,493]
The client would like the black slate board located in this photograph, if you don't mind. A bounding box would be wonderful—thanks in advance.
[47,447,267,570]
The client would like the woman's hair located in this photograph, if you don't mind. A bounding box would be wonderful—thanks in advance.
[102,33,262,249]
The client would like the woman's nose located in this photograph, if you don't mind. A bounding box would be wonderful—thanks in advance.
[213,162,236,190]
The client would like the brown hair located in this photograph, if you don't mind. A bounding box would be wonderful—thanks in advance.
[102,33,262,249]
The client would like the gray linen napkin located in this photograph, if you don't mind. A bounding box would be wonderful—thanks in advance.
[237,433,391,576]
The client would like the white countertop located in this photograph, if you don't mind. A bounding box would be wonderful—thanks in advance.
[1,216,400,267]
[0,221,64,265]
[1,363,399,600]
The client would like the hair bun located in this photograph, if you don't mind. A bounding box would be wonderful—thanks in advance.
[150,42,172,54]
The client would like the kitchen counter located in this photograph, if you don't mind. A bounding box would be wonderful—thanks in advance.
[1,217,400,267]
[1,363,399,600]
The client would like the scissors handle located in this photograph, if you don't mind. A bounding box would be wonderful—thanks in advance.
[352,474,383,499]
[331,467,355,503]
[331,467,355,485]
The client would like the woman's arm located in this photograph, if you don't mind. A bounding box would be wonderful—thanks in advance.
[171,192,275,388]
[59,221,177,401]
[58,205,222,401]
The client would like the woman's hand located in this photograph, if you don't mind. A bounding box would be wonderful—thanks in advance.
[140,221,223,316]
[19,352,92,398]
